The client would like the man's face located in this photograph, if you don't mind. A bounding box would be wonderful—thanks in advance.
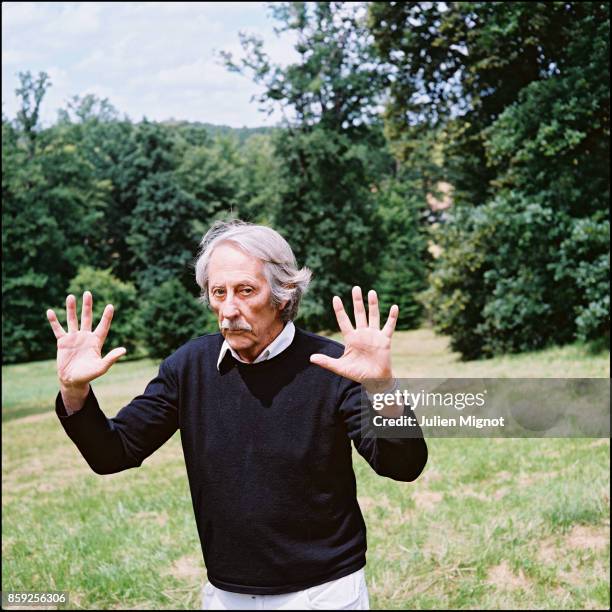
[208,243,285,362]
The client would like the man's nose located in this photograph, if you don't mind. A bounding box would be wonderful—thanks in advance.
[221,294,240,319]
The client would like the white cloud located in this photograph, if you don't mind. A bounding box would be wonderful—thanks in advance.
[2,1,303,127]
[150,56,246,90]
[2,49,34,65]
[1,2,49,28]
[41,2,102,36]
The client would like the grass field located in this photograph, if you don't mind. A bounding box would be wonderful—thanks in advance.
[2,328,610,609]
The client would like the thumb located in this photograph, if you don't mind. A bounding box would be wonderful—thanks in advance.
[103,346,127,369]
[310,353,342,375]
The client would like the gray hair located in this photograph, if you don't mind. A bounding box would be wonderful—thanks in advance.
[194,220,312,322]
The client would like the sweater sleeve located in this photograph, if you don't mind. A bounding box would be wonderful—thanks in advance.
[55,359,179,475]
[337,378,428,482]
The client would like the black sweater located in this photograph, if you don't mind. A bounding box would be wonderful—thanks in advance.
[55,327,427,594]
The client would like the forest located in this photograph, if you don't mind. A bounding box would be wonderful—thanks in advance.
[2,1,609,364]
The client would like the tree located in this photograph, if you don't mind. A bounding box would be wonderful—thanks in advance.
[555,214,610,347]
[368,2,601,207]
[270,126,383,329]
[14,71,50,158]
[66,267,142,357]
[420,196,576,359]
[482,4,610,218]
[2,115,64,362]
[222,2,389,134]
[54,95,142,279]
[2,73,108,363]
[126,172,208,294]
[222,2,398,330]
[235,133,282,223]
[376,176,431,330]
[175,133,244,224]
[139,278,218,360]
[371,2,610,356]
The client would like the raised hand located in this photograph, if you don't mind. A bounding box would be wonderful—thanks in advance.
[47,292,126,392]
[309,286,398,392]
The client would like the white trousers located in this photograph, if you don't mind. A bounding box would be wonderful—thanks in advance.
[201,567,370,610]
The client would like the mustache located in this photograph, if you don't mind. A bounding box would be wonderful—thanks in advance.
[220,319,253,332]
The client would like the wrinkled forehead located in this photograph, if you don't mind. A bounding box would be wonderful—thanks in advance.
[208,242,267,285]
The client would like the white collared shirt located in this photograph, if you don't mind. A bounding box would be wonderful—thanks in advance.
[216,321,295,370]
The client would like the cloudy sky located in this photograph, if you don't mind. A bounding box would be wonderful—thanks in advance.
[2,1,300,127]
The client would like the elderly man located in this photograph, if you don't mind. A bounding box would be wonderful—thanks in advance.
[47,220,427,610]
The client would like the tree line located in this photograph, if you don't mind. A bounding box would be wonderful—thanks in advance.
[2,1,609,364]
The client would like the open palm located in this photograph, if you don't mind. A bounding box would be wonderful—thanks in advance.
[47,292,126,388]
[310,286,397,390]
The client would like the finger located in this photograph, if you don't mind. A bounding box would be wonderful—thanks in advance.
[333,296,354,335]
[94,304,114,342]
[310,353,344,377]
[66,294,79,333]
[46,309,66,339]
[382,304,399,338]
[102,346,127,369]
[81,291,93,332]
[368,289,380,329]
[352,286,368,328]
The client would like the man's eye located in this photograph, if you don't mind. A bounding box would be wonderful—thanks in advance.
[241,288,253,295]
[212,289,225,297]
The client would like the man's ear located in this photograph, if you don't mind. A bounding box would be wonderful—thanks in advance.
[279,284,295,312]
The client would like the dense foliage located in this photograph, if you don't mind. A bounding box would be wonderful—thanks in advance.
[221,2,427,330]
[139,279,218,361]
[369,1,610,357]
[66,267,142,357]
[2,1,609,363]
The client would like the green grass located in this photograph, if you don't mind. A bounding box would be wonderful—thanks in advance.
[1,359,160,423]
[2,329,609,609]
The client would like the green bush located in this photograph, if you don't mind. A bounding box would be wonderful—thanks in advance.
[555,214,610,346]
[139,278,218,360]
[66,266,142,357]
[420,196,578,359]
[376,178,430,329]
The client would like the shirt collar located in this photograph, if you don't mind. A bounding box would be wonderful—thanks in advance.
[216,321,295,371]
